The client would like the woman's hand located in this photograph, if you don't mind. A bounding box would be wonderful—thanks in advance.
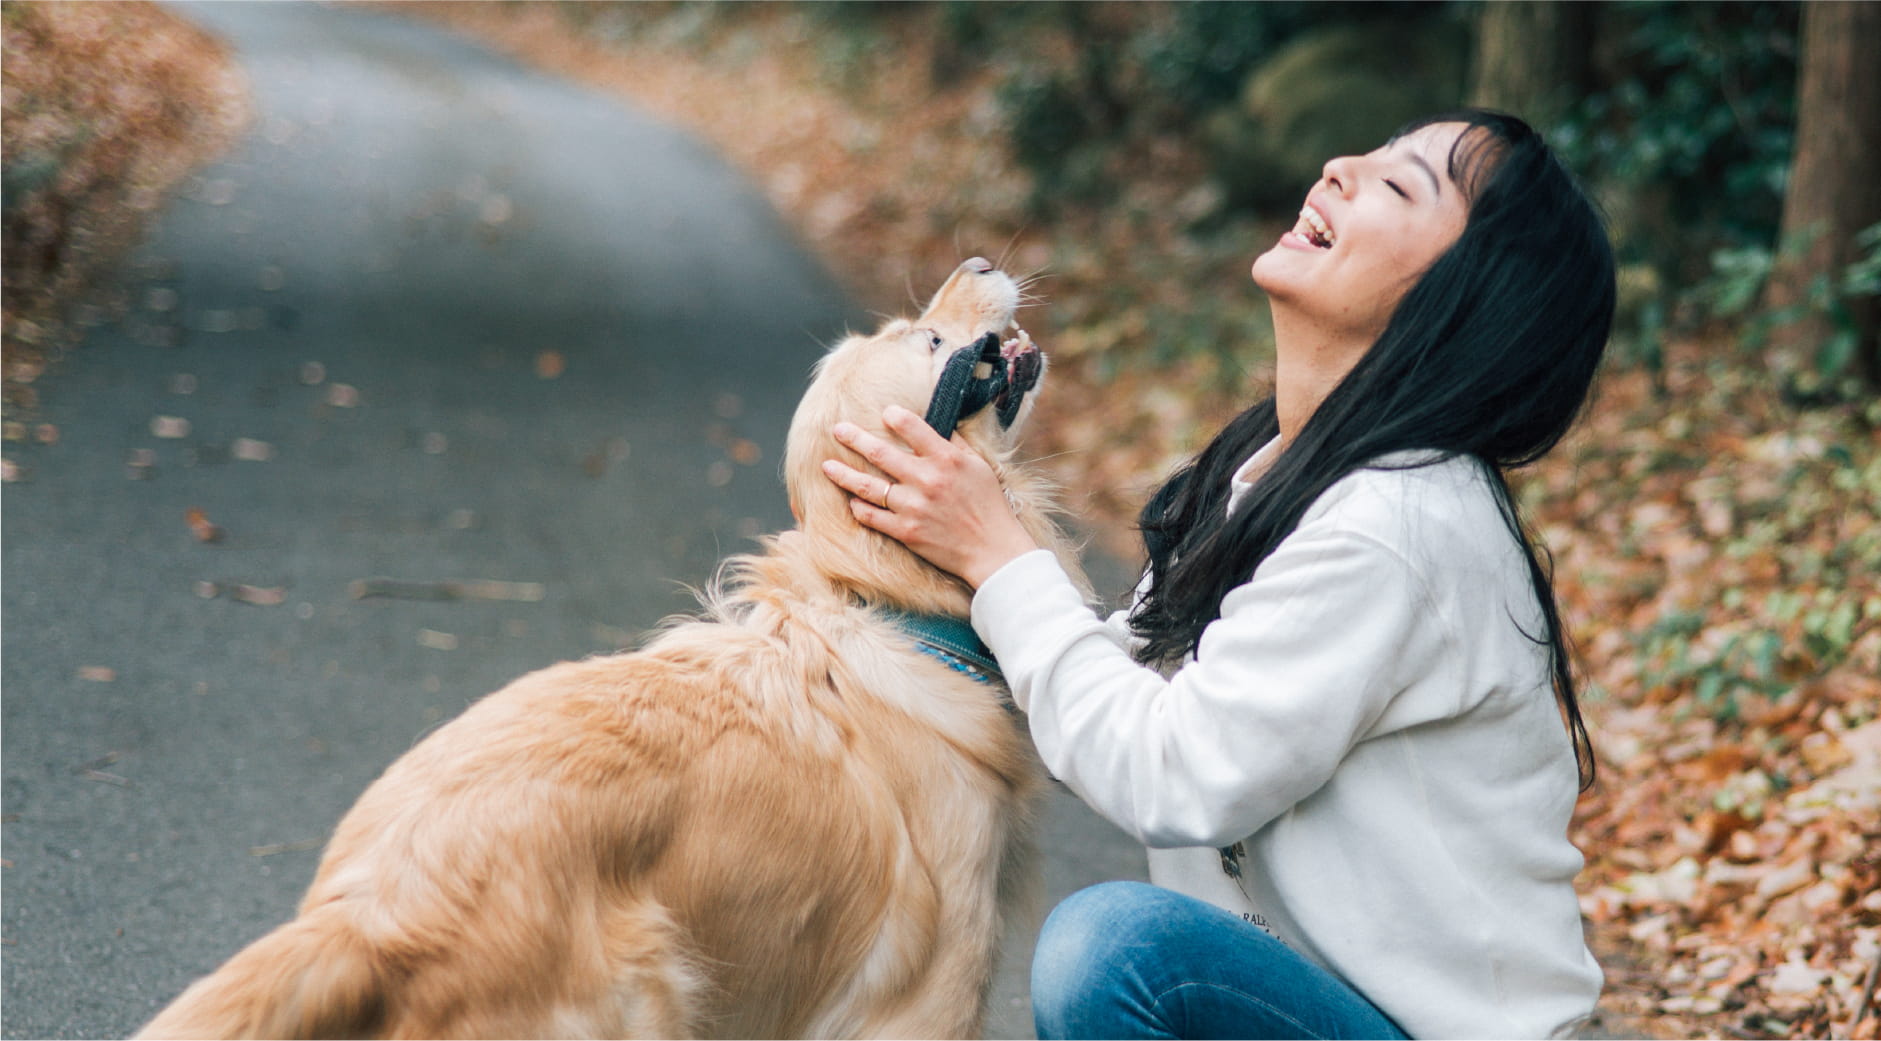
[823,405,1040,589]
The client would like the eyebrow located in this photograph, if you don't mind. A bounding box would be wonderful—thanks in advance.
[1407,152,1442,198]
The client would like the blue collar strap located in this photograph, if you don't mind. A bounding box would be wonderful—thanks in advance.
[877,608,1003,686]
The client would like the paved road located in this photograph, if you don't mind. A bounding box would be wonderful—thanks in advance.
[0,5,1145,1038]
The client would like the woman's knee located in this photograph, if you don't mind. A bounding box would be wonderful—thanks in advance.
[1036,883,1167,965]
[1032,882,1180,1031]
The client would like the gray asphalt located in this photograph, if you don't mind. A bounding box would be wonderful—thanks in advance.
[0,4,1145,1038]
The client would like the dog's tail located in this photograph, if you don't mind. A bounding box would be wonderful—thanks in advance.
[134,908,386,1040]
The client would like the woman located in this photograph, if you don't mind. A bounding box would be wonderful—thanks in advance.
[823,110,1612,1040]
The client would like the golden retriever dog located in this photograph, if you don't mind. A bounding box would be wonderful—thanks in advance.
[136,258,1085,1040]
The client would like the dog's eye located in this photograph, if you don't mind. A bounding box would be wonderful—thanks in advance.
[930,335,944,351]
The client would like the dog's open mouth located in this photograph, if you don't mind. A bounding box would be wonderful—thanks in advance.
[993,327,1041,428]
[925,325,1042,439]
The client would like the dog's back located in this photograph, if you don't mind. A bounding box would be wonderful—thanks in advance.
[137,259,1078,1039]
[140,577,1042,1039]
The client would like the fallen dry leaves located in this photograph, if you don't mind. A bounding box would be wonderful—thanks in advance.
[2,0,250,411]
[1531,349,1881,1040]
[183,506,224,544]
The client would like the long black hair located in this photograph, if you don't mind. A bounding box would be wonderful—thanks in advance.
[1131,110,1612,789]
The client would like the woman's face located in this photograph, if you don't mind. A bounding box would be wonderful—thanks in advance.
[1252,122,1475,342]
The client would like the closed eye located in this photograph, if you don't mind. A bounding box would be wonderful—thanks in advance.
[1385,179,1410,200]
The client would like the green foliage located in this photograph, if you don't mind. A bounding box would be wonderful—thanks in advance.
[1635,610,1776,721]
[1130,2,1283,113]
[942,1,1448,215]
[1687,221,1881,397]
[1552,1,1798,257]
[1549,2,1800,368]
[995,53,1122,209]
[1637,581,1879,725]
[1623,400,1881,724]
[1202,16,1469,211]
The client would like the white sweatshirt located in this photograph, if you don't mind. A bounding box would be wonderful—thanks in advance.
[971,438,1601,1039]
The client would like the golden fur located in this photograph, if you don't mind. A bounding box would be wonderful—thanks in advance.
[135,259,1086,1040]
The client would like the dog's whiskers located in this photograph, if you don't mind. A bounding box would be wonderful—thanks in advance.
[1014,268,1053,301]
[994,228,1030,275]
[1023,448,1082,465]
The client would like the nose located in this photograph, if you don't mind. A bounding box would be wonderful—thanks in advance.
[1321,154,1359,196]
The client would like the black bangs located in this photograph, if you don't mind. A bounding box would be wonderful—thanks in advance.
[1390,109,1532,205]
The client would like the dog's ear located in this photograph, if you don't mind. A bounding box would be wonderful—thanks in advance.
[784,335,896,542]
[784,356,848,540]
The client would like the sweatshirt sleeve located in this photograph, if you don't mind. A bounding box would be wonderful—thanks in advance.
[970,526,1452,849]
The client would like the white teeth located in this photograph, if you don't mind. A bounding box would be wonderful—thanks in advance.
[1299,205,1335,247]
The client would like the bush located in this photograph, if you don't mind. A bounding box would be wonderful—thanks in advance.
[939,1,1454,216]
[1,2,249,407]
[1553,2,1797,259]
[1200,16,1469,212]
[1691,222,1881,401]
[1549,1,1800,366]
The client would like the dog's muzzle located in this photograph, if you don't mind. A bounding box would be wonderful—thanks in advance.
[923,333,1042,440]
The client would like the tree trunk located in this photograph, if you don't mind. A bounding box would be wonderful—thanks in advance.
[1763,0,1881,391]
[1468,1,1594,128]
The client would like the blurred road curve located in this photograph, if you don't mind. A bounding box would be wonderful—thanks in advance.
[0,5,1145,1038]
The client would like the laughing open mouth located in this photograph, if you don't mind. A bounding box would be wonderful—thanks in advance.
[1297,203,1336,249]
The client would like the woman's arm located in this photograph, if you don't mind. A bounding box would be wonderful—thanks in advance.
[823,408,1451,846]
[971,526,1453,849]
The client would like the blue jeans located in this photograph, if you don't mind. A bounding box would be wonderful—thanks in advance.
[1032,881,1410,1040]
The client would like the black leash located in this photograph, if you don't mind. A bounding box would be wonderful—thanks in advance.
[922,332,1007,440]
[921,329,1043,439]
